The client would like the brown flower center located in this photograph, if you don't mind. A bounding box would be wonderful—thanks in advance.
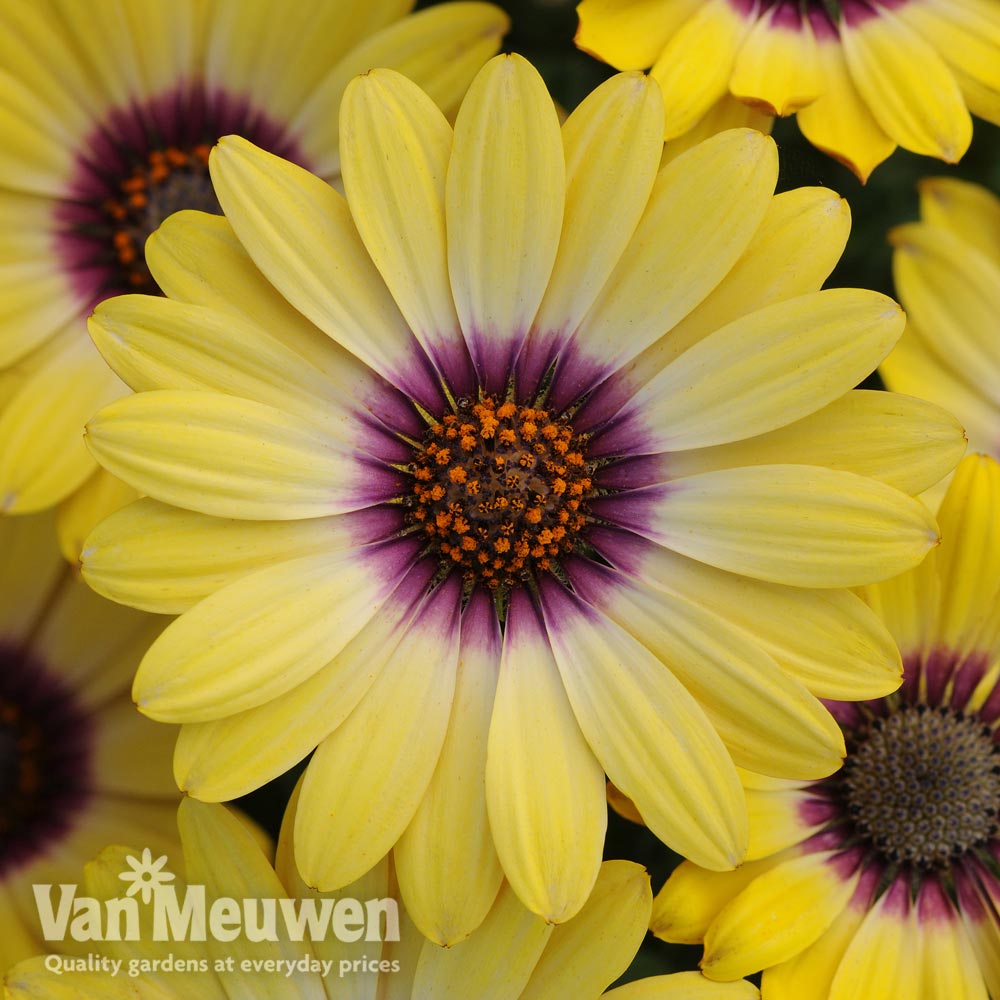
[103,144,218,292]
[842,706,1000,867]
[407,395,595,592]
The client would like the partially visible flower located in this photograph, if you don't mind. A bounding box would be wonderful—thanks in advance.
[651,453,1000,999]
[5,794,760,1000]
[881,178,1000,498]
[575,0,999,180]
[0,510,178,970]
[0,0,507,559]
[81,55,961,941]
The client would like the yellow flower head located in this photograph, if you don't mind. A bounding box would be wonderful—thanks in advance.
[575,0,999,180]
[653,453,1000,999]
[0,511,178,971]
[82,55,963,941]
[5,794,760,1000]
[0,0,508,552]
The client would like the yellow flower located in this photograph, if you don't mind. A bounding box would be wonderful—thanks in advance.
[652,453,1000,999]
[81,55,961,940]
[575,0,999,180]
[881,178,1000,504]
[5,794,760,1000]
[0,0,508,557]
[0,510,178,971]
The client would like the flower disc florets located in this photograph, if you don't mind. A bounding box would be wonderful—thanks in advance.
[103,144,218,292]
[838,705,1000,868]
[407,394,595,592]
[0,644,93,878]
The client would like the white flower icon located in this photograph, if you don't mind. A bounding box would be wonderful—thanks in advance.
[118,848,175,903]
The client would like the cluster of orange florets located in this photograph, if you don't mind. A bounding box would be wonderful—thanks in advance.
[408,395,594,591]
[103,144,212,289]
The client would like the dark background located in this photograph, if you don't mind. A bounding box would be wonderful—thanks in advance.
[242,0,1000,983]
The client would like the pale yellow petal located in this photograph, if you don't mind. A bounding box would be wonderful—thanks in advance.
[566,128,777,386]
[608,289,904,453]
[86,390,397,520]
[133,545,416,723]
[663,389,964,498]
[570,564,844,779]
[485,590,606,923]
[613,465,939,588]
[520,861,652,1000]
[527,71,663,371]
[209,135,442,406]
[394,591,505,946]
[0,335,127,513]
[294,582,461,891]
[411,880,552,999]
[341,69,465,384]
[540,581,747,871]
[605,972,760,999]
[446,54,564,390]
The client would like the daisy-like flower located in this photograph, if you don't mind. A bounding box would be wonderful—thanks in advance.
[0,510,178,970]
[81,55,962,940]
[6,793,761,1000]
[575,0,1000,181]
[0,0,507,559]
[652,453,1000,999]
[881,179,1000,485]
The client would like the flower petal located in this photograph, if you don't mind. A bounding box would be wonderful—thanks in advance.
[520,71,663,390]
[574,0,700,71]
[519,861,652,1000]
[446,54,564,392]
[568,560,845,780]
[605,972,761,999]
[539,579,747,871]
[593,531,902,700]
[86,390,400,520]
[341,68,472,392]
[294,579,461,891]
[661,389,966,498]
[209,135,443,408]
[174,565,431,801]
[82,498,394,615]
[133,542,417,723]
[796,15,895,182]
[0,334,127,513]
[559,128,777,404]
[485,590,606,923]
[412,879,552,1000]
[394,590,506,946]
[729,3,821,116]
[649,0,750,139]
[703,853,859,980]
[840,4,971,162]
[596,465,939,588]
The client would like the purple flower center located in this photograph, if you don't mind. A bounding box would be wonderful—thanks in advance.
[54,81,307,308]
[0,643,94,879]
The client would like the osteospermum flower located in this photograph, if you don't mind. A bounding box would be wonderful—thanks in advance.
[0,510,177,970]
[0,0,507,558]
[81,55,962,940]
[575,0,1000,180]
[881,179,1000,485]
[652,453,1000,999]
[5,793,761,1000]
